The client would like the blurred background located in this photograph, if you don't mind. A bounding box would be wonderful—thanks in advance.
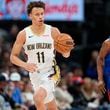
[0,0,110,110]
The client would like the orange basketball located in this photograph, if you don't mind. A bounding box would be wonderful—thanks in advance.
[54,33,74,54]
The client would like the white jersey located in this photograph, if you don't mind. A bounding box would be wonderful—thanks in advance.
[23,24,55,74]
[23,25,60,104]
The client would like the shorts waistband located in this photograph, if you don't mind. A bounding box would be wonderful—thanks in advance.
[36,67,54,74]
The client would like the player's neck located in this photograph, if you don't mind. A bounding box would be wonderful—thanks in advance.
[32,23,45,30]
[31,24,45,36]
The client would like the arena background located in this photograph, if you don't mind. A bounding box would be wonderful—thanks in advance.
[0,0,110,110]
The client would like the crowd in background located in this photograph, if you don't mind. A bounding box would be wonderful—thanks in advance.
[0,24,110,110]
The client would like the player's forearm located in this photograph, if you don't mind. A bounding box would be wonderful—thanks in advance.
[97,57,104,81]
[97,66,103,81]
[10,54,26,69]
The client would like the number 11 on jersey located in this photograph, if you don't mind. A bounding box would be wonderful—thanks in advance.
[36,52,45,63]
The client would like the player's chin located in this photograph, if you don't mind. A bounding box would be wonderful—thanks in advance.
[37,21,43,25]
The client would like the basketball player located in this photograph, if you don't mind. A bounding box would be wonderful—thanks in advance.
[97,38,110,101]
[10,1,74,110]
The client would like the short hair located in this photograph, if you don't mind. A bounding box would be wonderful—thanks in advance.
[27,1,45,15]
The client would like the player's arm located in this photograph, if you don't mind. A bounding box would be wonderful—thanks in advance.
[97,40,110,81]
[10,30,26,67]
[51,27,61,42]
[51,27,71,58]
[10,30,37,73]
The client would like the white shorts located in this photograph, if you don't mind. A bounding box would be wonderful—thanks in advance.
[29,71,55,104]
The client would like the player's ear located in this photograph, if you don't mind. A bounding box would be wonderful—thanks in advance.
[29,13,32,19]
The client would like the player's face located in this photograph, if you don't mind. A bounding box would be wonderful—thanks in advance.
[30,7,45,25]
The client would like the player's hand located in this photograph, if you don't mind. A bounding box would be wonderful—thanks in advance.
[62,51,70,58]
[23,63,37,73]
[98,80,106,95]
[62,41,75,58]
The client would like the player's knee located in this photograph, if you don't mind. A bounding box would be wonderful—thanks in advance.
[33,93,44,103]
[33,87,47,104]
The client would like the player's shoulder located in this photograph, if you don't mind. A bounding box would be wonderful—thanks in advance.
[17,26,29,37]
[51,26,60,35]
[51,26,60,39]
[16,28,26,42]
[18,30,25,35]
[51,26,59,31]
[44,23,59,32]
[101,38,110,49]
[103,38,110,45]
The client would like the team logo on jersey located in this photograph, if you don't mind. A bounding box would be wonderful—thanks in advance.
[27,43,52,50]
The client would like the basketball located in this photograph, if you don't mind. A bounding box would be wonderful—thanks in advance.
[54,33,74,54]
